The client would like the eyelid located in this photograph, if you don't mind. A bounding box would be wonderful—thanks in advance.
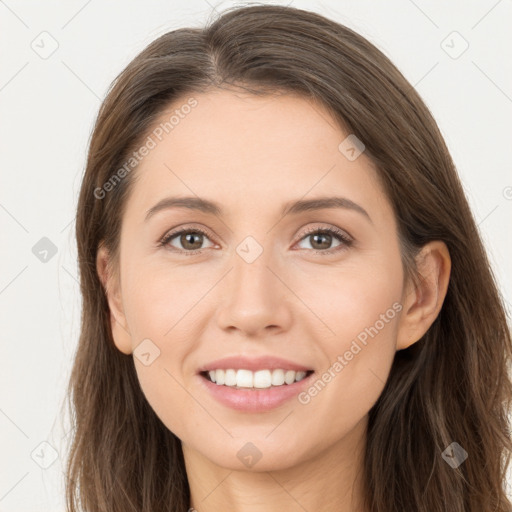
[297,223,353,242]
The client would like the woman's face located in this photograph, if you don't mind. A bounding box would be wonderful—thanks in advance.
[103,89,410,471]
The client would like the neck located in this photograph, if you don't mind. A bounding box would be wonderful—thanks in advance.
[183,415,368,512]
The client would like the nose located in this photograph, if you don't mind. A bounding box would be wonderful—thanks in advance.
[215,249,293,338]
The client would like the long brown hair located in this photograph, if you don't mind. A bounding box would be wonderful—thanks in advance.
[64,4,512,511]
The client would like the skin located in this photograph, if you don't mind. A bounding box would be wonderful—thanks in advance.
[97,89,451,512]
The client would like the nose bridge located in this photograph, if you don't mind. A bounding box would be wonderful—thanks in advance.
[232,240,274,297]
[215,235,292,335]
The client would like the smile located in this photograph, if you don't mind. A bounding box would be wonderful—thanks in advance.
[202,368,313,389]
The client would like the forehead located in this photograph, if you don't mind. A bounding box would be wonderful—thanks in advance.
[150,89,348,166]
[126,89,390,223]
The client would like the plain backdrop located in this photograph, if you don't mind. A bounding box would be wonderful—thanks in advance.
[1,1,511,510]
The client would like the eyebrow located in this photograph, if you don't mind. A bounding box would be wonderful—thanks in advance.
[145,195,372,223]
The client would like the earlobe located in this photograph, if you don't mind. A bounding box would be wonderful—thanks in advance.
[396,241,451,351]
[96,245,133,355]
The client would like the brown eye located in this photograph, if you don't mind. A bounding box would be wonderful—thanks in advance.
[178,232,205,251]
[160,228,214,254]
[295,226,352,254]
[308,232,335,250]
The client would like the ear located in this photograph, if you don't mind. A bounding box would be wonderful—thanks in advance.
[396,241,451,351]
[96,245,133,355]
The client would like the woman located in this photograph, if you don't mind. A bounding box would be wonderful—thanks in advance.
[64,4,512,511]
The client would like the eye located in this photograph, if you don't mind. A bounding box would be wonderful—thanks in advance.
[158,224,353,256]
[158,226,216,255]
[294,225,353,255]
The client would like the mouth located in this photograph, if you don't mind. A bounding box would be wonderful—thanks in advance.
[200,368,315,390]
[198,367,316,412]
[196,355,316,411]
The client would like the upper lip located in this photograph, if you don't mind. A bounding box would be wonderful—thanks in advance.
[197,355,313,373]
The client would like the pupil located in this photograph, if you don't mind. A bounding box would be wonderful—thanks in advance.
[183,233,202,250]
[312,233,331,249]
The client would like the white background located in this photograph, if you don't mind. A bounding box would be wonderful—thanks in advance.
[1,0,511,510]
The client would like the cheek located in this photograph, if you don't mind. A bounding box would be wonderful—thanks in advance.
[328,271,402,345]
[290,251,402,423]
[120,260,208,436]
[291,247,403,345]
[122,259,207,339]
[292,305,399,461]
[132,356,195,442]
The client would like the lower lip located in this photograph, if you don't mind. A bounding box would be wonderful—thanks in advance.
[197,372,315,412]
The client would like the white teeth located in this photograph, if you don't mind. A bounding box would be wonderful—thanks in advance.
[225,369,237,386]
[236,369,253,388]
[295,371,306,381]
[215,369,225,385]
[271,369,285,386]
[284,370,296,385]
[253,370,272,388]
[206,368,311,388]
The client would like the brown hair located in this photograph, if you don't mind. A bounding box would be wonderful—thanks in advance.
[64,4,512,511]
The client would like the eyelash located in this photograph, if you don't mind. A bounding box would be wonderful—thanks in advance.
[296,226,353,255]
[158,225,353,256]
